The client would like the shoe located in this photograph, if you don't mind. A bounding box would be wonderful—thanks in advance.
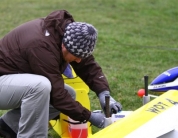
[0,118,17,138]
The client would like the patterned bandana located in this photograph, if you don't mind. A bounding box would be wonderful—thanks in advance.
[62,22,97,58]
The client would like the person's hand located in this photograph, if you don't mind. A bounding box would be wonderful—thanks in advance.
[88,111,112,128]
[98,91,122,114]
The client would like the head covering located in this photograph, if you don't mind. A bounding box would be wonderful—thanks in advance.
[62,22,97,58]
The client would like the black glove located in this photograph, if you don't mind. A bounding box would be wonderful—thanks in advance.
[98,91,122,114]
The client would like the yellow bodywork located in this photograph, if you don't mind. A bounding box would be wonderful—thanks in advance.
[89,90,178,138]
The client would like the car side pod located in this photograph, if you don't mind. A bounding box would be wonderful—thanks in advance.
[89,90,178,138]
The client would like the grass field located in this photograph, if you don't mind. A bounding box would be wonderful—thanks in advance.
[0,0,178,137]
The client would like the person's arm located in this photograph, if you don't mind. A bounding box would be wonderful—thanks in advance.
[26,45,113,128]
[71,55,122,114]
[70,55,109,95]
[26,43,91,122]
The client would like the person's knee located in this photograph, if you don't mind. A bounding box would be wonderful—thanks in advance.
[38,76,51,93]
[70,88,76,99]
[31,75,51,96]
[64,84,76,99]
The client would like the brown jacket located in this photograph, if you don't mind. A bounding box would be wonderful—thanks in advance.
[0,10,110,121]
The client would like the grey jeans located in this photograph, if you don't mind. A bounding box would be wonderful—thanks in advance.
[0,74,76,138]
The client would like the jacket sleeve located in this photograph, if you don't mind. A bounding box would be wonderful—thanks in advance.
[26,44,90,122]
[70,55,110,96]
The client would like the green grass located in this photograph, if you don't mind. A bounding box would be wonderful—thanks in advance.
[0,0,178,137]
